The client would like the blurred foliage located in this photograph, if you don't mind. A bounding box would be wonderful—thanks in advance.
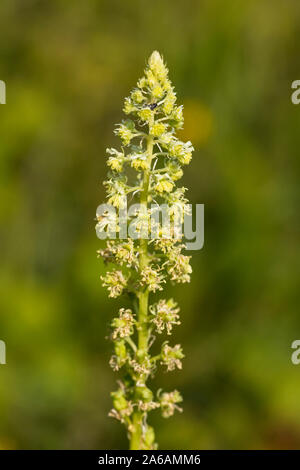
[0,0,300,449]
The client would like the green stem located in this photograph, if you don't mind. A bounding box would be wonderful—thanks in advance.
[125,337,137,353]
[129,132,154,450]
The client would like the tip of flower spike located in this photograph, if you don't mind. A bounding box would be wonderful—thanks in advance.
[149,50,163,64]
[148,51,168,80]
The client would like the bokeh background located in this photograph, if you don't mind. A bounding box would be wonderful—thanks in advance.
[0,0,300,449]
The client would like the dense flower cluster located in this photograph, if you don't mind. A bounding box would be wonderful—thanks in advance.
[100,270,128,298]
[111,308,135,340]
[97,51,193,450]
[158,390,183,418]
[160,342,184,371]
[149,298,180,335]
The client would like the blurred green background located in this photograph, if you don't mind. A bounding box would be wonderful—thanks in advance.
[0,0,300,449]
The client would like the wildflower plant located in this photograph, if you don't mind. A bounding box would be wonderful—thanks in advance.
[96,51,193,449]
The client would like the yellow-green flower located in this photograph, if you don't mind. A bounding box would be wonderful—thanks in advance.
[108,193,126,208]
[138,108,153,122]
[115,120,136,146]
[178,151,192,165]
[131,89,145,104]
[106,148,124,172]
[152,84,164,99]
[150,122,166,137]
[154,177,174,193]
[163,91,176,114]
[131,157,148,171]
[123,97,136,114]
[107,157,123,172]
[137,77,147,89]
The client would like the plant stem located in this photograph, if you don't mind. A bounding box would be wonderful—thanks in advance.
[129,133,153,450]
